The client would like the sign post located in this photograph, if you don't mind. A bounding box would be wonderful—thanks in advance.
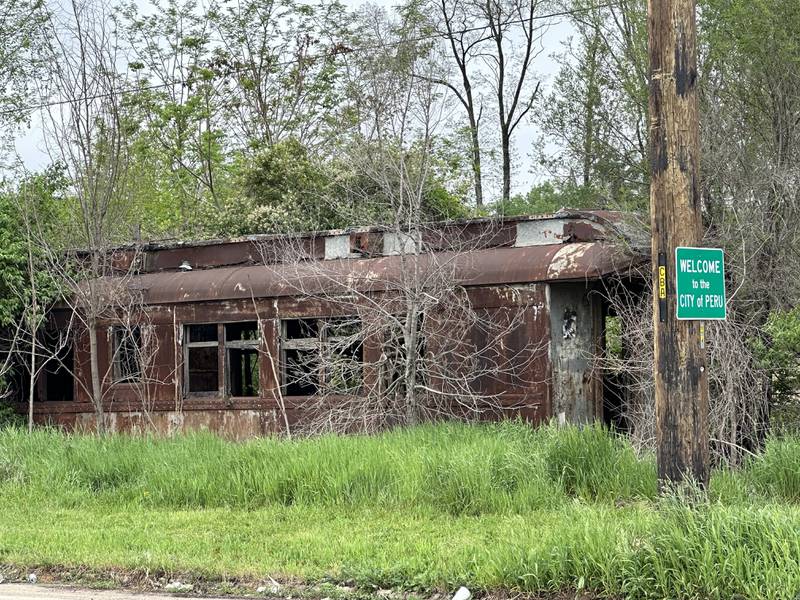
[675,247,727,321]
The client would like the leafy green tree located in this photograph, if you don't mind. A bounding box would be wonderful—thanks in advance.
[237,137,469,236]
[207,0,349,152]
[240,138,338,234]
[537,0,648,211]
[699,0,800,320]
[0,0,51,135]
[0,191,28,328]
[495,181,600,216]
[118,0,228,235]
[753,308,800,428]
[0,167,66,415]
[0,167,65,327]
[328,139,470,226]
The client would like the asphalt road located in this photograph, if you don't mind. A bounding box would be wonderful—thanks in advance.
[0,583,233,599]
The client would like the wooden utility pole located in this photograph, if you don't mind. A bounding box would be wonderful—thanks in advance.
[648,0,709,488]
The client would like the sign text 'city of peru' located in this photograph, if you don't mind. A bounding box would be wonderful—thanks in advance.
[675,247,727,320]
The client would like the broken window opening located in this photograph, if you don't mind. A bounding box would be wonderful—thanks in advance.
[44,342,75,402]
[225,322,259,397]
[381,314,426,396]
[322,318,363,394]
[562,309,578,340]
[185,324,219,395]
[113,327,142,383]
[281,317,363,396]
[281,318,321,396]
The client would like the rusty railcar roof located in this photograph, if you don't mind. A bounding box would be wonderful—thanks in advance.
[128,242,645,305]
[93,209,648,274]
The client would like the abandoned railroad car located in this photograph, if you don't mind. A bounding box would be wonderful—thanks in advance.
[14,210,647,437]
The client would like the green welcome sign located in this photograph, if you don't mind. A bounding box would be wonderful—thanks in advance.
[675,247,727,320]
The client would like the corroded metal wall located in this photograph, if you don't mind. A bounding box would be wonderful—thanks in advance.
[24,211,647,436]
[547,282,604,423]
[28,284,552,437]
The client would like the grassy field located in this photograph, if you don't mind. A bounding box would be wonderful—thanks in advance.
[2,422,800,599]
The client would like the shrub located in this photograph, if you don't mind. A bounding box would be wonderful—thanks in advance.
[0,401,24,429]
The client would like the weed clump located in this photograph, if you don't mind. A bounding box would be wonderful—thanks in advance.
[542,422,657,501]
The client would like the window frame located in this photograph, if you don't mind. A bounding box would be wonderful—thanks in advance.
[183,323,222,397]
[112,326,143,385]
[182,321,262,399]
[280,317,363,396]
[224,322,261,398]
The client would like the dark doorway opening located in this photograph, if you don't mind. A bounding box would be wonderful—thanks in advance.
[602,304,629,432]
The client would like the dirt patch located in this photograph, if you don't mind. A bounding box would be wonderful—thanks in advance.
[0,563,615,600]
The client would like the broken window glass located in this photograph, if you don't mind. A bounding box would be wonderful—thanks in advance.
[281,317,363,396]
[113,327,142,383]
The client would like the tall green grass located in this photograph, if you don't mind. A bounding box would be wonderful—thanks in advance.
[744,435,800,501]
[4,422,800,598]
[0,421,657,512]
[3,421,800,511]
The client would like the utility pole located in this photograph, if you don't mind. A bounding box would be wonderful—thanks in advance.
[648,0,709,488]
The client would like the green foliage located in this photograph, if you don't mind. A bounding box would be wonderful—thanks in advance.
[242,138,340,233]
[494,182,597,216]
[0,167,66,327]
[537,0,649,210]
[0,403,24,429]
[420,183,469,221]
[753,307,800,408]
[0,191,27,326]
[6,424,800,597]
[0,0,52,127]
[605,315,623,360]
[206,0,349,150]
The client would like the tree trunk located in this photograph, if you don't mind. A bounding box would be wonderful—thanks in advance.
[648,0,709,489]
[501,125,511,202]
[582,30,600,188]
[88,315,105,434]
[468,111,484,208]
[403,309,419,426]
[27,240,38,434]
[28,335,36,433]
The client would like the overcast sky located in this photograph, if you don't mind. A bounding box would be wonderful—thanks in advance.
[12,0,573,196]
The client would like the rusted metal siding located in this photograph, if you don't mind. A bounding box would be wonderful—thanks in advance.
[23,211,648,436]
[27,284,553,434]
[126,243,642,306]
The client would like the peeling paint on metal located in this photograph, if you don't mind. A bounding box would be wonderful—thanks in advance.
[514,221,564,247]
